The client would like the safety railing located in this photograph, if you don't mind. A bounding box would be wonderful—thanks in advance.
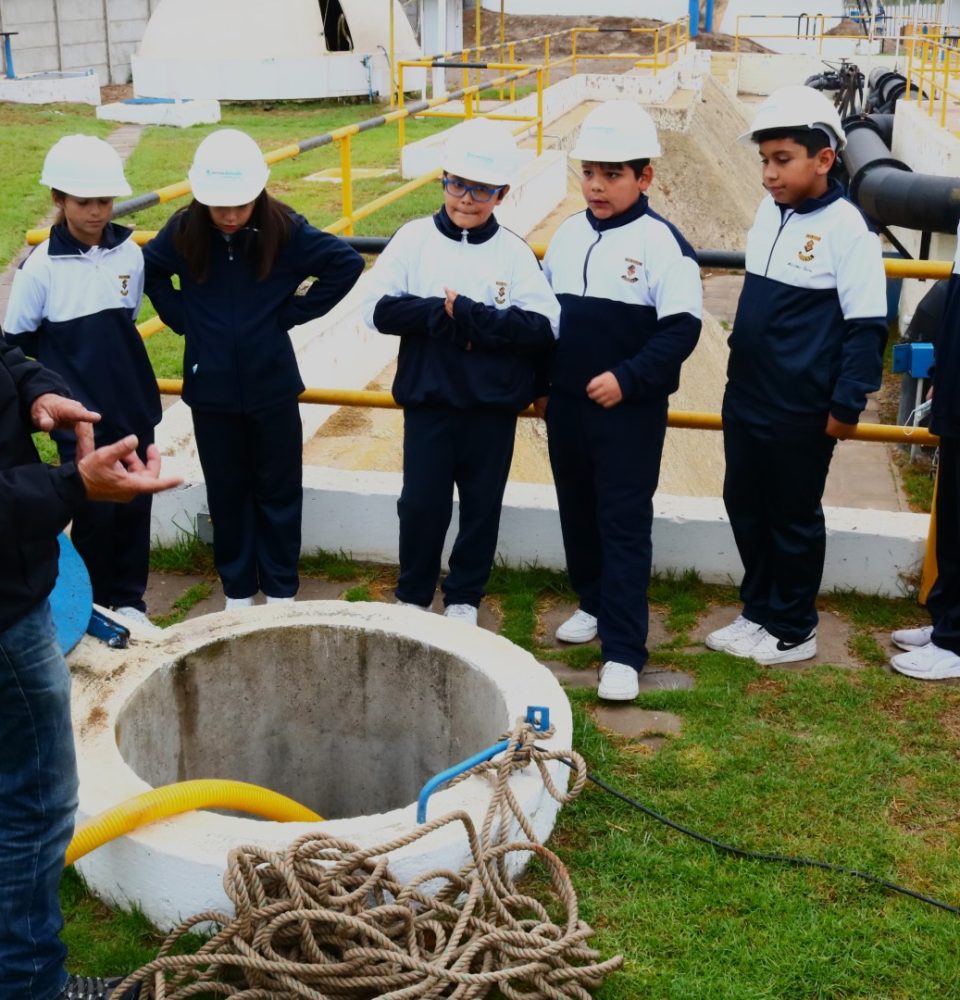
[396,59,545,152]
[903,34,960,128]
[571,20,690,74]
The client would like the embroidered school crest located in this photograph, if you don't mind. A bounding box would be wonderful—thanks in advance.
[621,257,642,283]
[118,274,130,297]
[494,280,508,305]
[798,234,821,263]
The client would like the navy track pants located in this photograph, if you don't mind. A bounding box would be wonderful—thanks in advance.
[547,392,668,672]
[723,419,836,643]
[192,399,303,600]
[396,406,517,608]
[929,436,960,654]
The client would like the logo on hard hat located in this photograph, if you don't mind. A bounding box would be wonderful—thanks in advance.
[798,233,821,263]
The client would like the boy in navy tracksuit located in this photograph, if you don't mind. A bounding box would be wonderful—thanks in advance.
[361,118,560,625]
[541,101,703,701]
[4,135,162,629]
[706,85,887,665]
[890,220,960,681]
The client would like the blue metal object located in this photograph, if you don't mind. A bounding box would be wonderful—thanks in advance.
[417,706,551,823]
[704,0,715,33]
[689,0,699,37]
[1,31,18,80]
[49,533,93,655]
[86,609,130,649]
[892,342,934,379]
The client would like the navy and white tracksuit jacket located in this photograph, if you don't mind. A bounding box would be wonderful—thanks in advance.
[722,180,887,642]
[543,195,702,671]
[362,206,560,607]
[4,222,161,611]
[925,225,960,654]
[144,209,364,600]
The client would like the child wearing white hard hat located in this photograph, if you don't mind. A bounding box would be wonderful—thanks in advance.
[361,117,560,625]
[541,100,703,702]
[4,134,162,632]
[706,85,887,666]
[144,129,364,610]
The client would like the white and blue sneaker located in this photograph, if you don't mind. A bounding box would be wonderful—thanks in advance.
[749,629,817,666]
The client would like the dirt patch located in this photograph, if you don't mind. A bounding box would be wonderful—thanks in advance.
[100,83,133,104]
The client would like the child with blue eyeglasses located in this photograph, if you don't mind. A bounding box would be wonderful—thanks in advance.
[362,118,560,625]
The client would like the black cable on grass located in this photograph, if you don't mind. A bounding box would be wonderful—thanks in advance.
[546,752,960,916]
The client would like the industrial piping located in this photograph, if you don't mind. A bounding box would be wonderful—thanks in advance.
[841,115,960,234]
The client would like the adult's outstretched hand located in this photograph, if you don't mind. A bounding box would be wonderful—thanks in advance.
[78,434,182,503]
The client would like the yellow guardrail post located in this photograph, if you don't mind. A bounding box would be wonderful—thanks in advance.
[928,39,937,116]
[545,35,551,87]
[818,13,825,55]
[941,43,951,127]
[536,67,544,154]
[398,62,406,148]
[338,134,353,236]
[906,33,916,100]
[509,42,516,101]
[572,27,578,75]
[734,14,740,54]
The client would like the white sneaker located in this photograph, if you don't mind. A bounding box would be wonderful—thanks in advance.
[891,642,960,680]
[225,595,255,611]
[891,624,934,651]
[555,608,598,644]
[749,630,817,666]
[726,625,772,658]
[705,614,762,652]
[396,599,431,611]
[111,606,162,633]
[444,603,478,626]
[265,595,294,604]
[597,661,640,701]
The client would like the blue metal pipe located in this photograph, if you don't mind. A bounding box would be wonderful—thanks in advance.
[705,0,714,33]
[2,32,17,80]
[689,0,699,37]
[416,706,550,823]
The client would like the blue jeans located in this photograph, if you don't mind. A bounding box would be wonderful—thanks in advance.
[0,600,77,1000]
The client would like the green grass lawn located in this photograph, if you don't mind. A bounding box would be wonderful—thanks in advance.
[63,557,960,999]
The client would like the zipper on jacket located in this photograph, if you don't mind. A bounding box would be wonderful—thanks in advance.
[581,230,603,295]
[763,209,794,277]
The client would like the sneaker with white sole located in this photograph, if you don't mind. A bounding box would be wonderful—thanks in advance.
[749,630,817,666]
[224,595,255,611]
[265,595,294,604]
[444,603,478,626]
[891,624,934,651]
[111,606,162,633]
[705,614,762,652]
[725,625,772,658]
[597,660,640,700]
[58,975,141,999]
[890,642,960,680]
[556,608,598,644]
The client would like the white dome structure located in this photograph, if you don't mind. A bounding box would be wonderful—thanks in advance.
[132,0,424,101]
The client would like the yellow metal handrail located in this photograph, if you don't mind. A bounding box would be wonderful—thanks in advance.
[903,34,960,129]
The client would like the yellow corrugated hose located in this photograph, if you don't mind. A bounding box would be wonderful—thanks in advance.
[66,779,323,866]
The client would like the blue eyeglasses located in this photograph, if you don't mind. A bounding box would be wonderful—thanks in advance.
[442,176,505,203]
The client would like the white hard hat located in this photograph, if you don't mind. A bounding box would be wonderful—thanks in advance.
[40,135,132,198]
[188,129,270,207]
[570,101,661,162]
[739,85,847,150]
[441,119,519,186]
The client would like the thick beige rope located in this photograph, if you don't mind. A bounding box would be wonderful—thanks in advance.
[116,719,623,999]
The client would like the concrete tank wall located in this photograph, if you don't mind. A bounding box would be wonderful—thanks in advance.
[0,0,159,85]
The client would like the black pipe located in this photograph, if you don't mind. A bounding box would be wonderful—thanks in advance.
[840,115,960,234]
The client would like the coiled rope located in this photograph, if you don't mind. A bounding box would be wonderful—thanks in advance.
[116,718,623,999]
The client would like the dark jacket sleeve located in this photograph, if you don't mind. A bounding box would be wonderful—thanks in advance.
[0,339,86,542]
[280,222,365,329]
[611,312,702,400]
[143,220,188,336]
[830,316,886,424]
[373,294,456,340]
[451,295,555,356]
